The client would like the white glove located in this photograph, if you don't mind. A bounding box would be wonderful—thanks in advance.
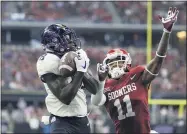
[97,63,109,81]
[74,49,90,72]
[97,63,108,73]
[76,49,88,59]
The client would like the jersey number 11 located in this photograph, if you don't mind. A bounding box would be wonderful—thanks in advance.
[114,95,135,120]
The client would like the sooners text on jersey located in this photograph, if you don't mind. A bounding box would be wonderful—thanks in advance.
[104,65,151,134]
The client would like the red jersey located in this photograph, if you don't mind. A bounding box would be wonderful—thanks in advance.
[104,65,151,134]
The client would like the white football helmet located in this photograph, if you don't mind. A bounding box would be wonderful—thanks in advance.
[103,48,132,79]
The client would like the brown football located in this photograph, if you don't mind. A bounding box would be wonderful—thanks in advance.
[59,51,78,77]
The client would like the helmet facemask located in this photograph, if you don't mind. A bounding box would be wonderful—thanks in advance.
[104,53,132,79]
[58,27,81,52]
[41,24,81,56]
[108,60,126,79]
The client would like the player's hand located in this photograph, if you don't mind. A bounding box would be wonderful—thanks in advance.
[97,63,109,81]
[76,49,88,59]
[74,49,90,72]
[158,7,179,33]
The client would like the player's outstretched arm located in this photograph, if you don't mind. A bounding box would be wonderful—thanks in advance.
[91,81,106,106]
[82,72,99,95]
[142,7,179,85]
[91,63,108,106]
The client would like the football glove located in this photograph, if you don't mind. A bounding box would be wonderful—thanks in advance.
[76,49,88,59]
[97,63,109,81]
[74,49,90,72]
[158,7,179,33]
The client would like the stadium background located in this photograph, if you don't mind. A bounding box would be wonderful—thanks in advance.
[1,1,186,133]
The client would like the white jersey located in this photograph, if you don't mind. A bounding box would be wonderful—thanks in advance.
[36,53,87,117]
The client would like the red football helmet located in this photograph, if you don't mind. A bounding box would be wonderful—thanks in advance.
[103,48,132,79]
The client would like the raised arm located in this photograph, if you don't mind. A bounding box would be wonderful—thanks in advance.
[91,81,106,106]
[91,63,109,106]
[142,7,179,85]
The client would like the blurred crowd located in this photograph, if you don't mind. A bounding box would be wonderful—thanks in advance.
[114,1,186,24]
[2,48,43,91]
[2,1,186,24]
[2,98,48,133]
[2,1,112,23]
[2,45,186,94]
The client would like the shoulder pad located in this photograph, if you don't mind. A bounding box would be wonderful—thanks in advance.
[36,53,60,77]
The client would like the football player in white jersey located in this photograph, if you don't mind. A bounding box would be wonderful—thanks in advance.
[36,24,99,133]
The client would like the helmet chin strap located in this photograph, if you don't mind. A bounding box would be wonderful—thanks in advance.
[110,67,126,79]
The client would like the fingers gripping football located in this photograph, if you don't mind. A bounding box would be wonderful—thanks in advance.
[158,7,179,33]
[97,63,109,81]
[74,49,90,72]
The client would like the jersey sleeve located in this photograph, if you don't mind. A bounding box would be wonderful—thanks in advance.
[36,53,60,77]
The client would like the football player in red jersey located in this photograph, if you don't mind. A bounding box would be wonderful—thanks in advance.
[91,7,179,134]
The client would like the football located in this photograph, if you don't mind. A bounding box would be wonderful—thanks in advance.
[59,51,78,77]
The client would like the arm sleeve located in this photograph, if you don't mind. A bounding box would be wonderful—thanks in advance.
[91,81,106,106]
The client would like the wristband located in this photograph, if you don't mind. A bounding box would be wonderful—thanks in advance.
[163,28,171,33]
[145,67,159,76]
[156,51,167,58]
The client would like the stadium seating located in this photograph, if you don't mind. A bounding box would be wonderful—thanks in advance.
[2,1,186,24]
